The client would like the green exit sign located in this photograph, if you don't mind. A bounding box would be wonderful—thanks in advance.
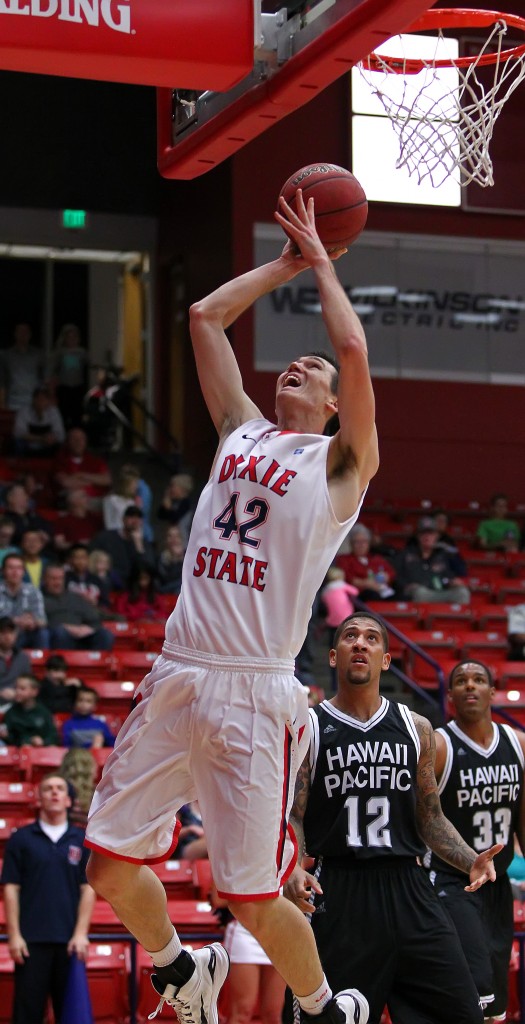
[62,209,87,229]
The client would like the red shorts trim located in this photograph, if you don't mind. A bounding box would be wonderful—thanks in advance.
[84,818,181,865]
[280,824,298,887]
[217,887,280,902]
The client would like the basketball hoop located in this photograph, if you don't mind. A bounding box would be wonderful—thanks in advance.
[358,9,525,188]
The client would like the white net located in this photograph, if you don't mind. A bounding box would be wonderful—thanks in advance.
[358,19,525,188]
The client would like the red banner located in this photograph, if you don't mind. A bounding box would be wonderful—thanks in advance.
[0,0,254,90]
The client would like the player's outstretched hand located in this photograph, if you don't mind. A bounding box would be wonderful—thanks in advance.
[283,864,322,914]
[275,190,347,266]
[464,843,504,892]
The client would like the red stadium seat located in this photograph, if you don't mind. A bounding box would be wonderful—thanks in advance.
[495,581,525,606]
[457,631,509,663]
[476,605,509,631]
[151,859,198,899]
[18,745,65,783]
[113,651,158,683]
[137,622,166,651]
[0,781,36,817]
[417,603,475,632]
[91,746,113,780]
[90,680,136,718]
[87,942,130,1024]
[91,899,127,934]
[24,648,49,678]
[403,631,458,688]
[0,746,23,782]
[100,620,141,650]
[191,859,214,902]
[49,650,116,680]
[499,664,525,687]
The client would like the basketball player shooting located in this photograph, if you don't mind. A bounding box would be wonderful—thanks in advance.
[85,190,376,1024]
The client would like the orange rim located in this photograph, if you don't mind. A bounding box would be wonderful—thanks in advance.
[364,8,525,74]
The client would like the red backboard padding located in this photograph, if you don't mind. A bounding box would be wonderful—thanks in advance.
[157,0,438,179]
[0,0,253,90]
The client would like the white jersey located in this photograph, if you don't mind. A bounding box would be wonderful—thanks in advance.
[165,418,365,660]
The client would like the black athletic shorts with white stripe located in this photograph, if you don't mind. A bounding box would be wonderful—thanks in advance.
[432,870,513,1021]
[310,857,483,1024]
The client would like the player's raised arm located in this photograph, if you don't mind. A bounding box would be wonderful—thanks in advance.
[189,244,307,439]
[275,192,379,511]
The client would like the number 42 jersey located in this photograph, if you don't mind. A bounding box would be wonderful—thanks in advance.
[430,720,524,877]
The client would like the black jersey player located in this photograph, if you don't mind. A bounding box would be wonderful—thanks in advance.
[285,613,502,1024]
[431,660,525,1024]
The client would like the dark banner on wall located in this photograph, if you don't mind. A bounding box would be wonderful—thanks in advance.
[254,226,525,384]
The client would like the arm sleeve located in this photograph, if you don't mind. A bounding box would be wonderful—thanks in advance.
[0,832,23,885]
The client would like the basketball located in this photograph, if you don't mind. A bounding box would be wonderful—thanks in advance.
[279,163,368,249]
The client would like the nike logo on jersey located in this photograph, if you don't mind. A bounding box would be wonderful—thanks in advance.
[242,434,256,441]
[208,947,216,980]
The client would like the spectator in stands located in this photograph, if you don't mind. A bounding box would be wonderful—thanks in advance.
[53,487,102,554]
[65,543,106,606]
[394,516,471,604]
[0,516,19,566]
[476,493,520,552]
[4,482,54,550]
[157,472,195,544]
[156,524,185,596]
[103,463,141,529]
[38,653,84,714]
[0,553,49,649]
[3,674,58,746]
[62,686,116,749]
[20,528,48,589]
[0,616,32,705]
[89,504,156,588]
[42,563,114,651]
[60,747,98,829]
[506,604,525,661]
[320,567,358,642]
[53,426,111,510]
[319,567,359,690]
[87,549,123,608]
[103,462,154,542]
[431,508,468,577]
[0,322,44,411]
[336,523,395,602]
[51,323,89,429]
[113,565,162,622]
[1,773,94,1024]
[12,385,65,457]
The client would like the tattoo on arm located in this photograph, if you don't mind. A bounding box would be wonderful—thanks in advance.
[289,756,311,863]
[412,713,476,875]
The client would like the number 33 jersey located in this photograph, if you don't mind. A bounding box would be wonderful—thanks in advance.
[430,720,524,877]
[303,698,426,860]
[166,419,364,660]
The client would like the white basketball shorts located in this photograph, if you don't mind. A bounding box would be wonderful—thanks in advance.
[224,919,271,965]
[85,642,310,900]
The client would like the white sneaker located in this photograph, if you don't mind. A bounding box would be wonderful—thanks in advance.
[148,943,230,1021]
[334,990,369,1024]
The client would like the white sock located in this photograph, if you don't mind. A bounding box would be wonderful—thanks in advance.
[147,928,183,968]
[298,978,333,1015]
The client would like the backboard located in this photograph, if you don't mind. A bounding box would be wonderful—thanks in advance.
[157,0,438,179]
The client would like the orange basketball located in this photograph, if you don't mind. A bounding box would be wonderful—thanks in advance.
[279,163,368,249]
